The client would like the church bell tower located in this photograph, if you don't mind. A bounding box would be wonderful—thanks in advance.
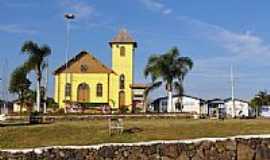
[109,29,137,108]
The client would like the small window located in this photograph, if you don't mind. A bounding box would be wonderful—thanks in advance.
[120,46,125,56]
[65,83,72,97]
[96,83,103,97]
[119,74,125,89]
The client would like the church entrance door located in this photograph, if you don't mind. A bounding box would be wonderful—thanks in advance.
[77,83,90,103]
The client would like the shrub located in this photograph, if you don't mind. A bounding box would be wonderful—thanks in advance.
[119,105,129,113]
[134,107,143,113]
[30,111,43,116]
[29,111,44,124]
[53,108,65,115]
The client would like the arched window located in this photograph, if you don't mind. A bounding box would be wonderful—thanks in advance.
[65,83,72,97]
[119,74,125,89]
[96,83,103,97]
[120,46,125,56]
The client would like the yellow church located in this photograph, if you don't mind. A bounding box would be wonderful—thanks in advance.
[53,29,147,111]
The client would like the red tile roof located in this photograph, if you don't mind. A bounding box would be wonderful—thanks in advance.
[53,51,116,75]
[109,29,137,47]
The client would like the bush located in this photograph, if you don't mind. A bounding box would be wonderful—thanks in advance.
[134,107,143,113]
[83,108,102,114]
[30,111,43,116]
[29,111,44,124]
[53,108,65,115]
[119,105,129,113]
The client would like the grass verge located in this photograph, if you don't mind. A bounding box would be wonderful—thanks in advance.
[1,119,270,149]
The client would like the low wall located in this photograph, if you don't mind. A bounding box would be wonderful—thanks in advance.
[2,135,270,160]
[6,113,192,121]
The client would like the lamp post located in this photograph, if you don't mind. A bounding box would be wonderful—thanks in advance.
[230,65,235,118]
[0,78,2,114]
[43,59,48,113]
[64,13,75,111]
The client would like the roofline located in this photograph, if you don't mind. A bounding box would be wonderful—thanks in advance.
[153,94,206,103]
[130,84,149,89]
[109,42,137,48]
[224,97,249,103]
[53,51,116,75]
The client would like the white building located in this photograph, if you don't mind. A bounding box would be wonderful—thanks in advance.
[13,102,27,113]
[12,100,31,113]
[260,106,270,117]
[206,99,226,118]
[151,96,252,118]
[224,98,251,117]
[0,100,13,114]
[151,95,206,114]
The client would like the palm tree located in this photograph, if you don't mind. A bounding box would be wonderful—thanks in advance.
[256,91,268,104]
[143,81,162,112]
[144,47,193,112]
[174,55,193,112]
[21,41,51,112]
[251,90,269,117]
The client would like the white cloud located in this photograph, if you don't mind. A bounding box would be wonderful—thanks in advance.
[162,9,172,15]
[61,0,96,21]
[175,16,270,99]
[139,0,172,15]
[178,16,270,57]
[0,24,37,34]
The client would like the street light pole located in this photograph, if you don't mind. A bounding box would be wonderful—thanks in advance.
[64,13,75,111]
[1,59,8,114]
[43,59,48,113]
[230,65,235,118]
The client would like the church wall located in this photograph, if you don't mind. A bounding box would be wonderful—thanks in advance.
[54,73,110,108]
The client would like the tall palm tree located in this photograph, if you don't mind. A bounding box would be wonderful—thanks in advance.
[251,90,269,117]
[144,47,193,112]
[173,55,193,112]
[256,90,268,105]
[21,41,51,112]
[143,81,162,112]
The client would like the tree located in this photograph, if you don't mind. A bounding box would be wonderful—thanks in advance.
[250,90,270,117]
[46,97,59,111]
[21,41,51,112]
[144,47,193,112]
[173,53,193,112]
[143,81,162,112]
[9,66,31,113]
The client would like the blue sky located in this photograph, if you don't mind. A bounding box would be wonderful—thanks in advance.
[1,0,270,101]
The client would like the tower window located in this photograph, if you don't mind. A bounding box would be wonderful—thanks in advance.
[96,83,103,97]
[65,83,72,97]
[120,46,125,56]
[119,74,125,89]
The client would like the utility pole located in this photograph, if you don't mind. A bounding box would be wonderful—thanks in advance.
[43,58,49,113]
[1,59,8,114]
[230,65,235,118]
[64,13,75,112]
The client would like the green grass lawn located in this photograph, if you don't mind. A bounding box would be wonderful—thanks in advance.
[1,119,270,149]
